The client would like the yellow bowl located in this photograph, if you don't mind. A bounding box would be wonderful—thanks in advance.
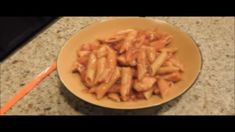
[57,17,202,109]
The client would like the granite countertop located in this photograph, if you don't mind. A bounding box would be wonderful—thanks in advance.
[0,17,234,115]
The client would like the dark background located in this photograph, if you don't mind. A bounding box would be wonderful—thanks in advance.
[0,17,57,61]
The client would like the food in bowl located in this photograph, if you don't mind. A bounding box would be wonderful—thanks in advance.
[72,28,184,102]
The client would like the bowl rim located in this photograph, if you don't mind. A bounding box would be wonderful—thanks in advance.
[56,17,203,110]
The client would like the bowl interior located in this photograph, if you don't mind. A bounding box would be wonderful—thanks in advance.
[57,17,202,109]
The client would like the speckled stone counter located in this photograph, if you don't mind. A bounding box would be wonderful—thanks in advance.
[0,17,234,115]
